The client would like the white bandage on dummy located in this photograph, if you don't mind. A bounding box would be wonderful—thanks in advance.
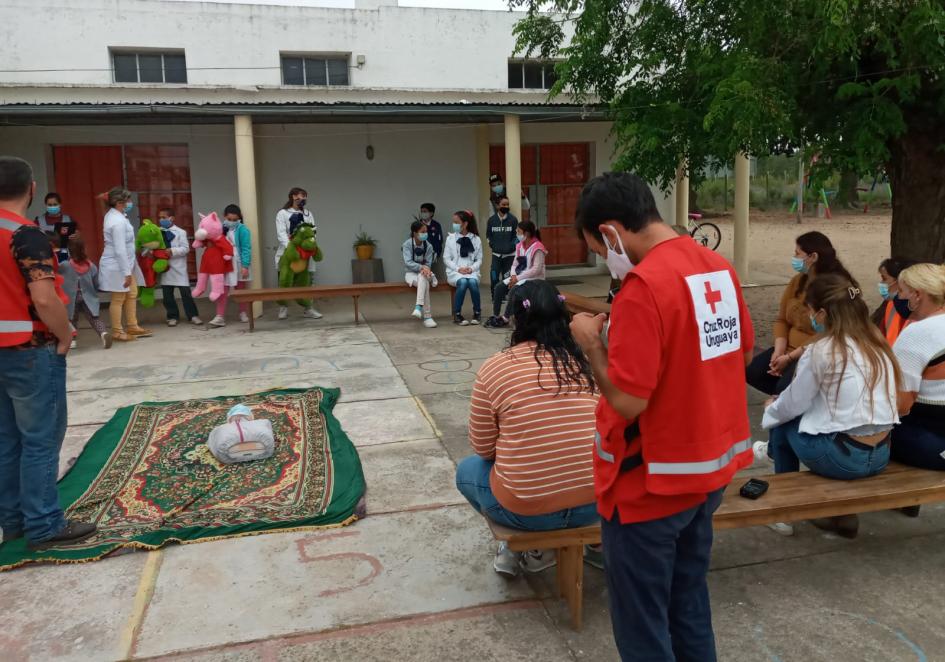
[207,404,276,464]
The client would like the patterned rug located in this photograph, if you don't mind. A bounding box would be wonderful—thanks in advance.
[0,387,365,571]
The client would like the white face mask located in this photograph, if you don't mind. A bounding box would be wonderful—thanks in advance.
[601,226,634,281]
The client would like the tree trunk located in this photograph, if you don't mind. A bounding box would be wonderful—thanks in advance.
[835,170,860,209]
[887,123,945,263]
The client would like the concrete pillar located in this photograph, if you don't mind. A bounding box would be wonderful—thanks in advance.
[504,114,522,219]
[475,124,493,284]
[234,115,264,317]
[734,152,750,282]
[674,162,689,229]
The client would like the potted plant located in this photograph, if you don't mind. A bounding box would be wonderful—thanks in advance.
[353,231,377,260]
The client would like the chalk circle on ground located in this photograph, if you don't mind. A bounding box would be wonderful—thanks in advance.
[418,359,472,373]
[425,371,475,385]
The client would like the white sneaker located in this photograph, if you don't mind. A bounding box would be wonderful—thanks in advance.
[411,305,423,319]
[493,542,521,577]
[303,308,322,320]
[208,315,226,327]
[190,316,203,325]
[69,339,77,349]
[520,549,556,573]
[167,318,178,327]
[753,440,772,465]
[423,317,438,328]
[767,522,794,536]
[278,306,289,320]
[101,332,113,349]
[239,312,250,323]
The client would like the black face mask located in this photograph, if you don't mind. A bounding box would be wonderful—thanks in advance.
[499,207,510,215]
[892,295,912,320]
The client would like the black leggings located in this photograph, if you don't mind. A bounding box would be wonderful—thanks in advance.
[746,347,798,395]
[492,281,512,318]
[891,406,945,470]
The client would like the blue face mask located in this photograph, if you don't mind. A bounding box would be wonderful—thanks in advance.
[159,218,172,229]
[791,256,807,273]
[452,223,461,234]
[125,201,134,212]
[878,282,891,300]
[810,314,826,334]
[418,233,428,242]
[492,184,504,195]
[892,295,912,320]
[46,205,61,215]
[515,234,524,244]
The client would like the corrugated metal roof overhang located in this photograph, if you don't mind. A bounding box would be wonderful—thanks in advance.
[0,101,607,125]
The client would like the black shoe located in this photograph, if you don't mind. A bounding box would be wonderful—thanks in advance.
[899,505,921,518]
[483,316,498,328]
[471,313,481,325]
[27,520,97,551]
[453,313,466,325]
[811,515,859,539]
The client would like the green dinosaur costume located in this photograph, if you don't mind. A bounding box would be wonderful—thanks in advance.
[278,225,323,307]
[135,219,171,308]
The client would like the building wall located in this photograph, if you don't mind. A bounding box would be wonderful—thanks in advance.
[1,119,672,286]
[0,0,543,91]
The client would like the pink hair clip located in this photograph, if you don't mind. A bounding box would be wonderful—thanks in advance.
[557,294,566,302]
[522,299,531,309]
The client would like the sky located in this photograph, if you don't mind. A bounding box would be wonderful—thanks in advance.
[168,0,514,9]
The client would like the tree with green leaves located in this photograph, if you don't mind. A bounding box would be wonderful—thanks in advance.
[511,0,945,262]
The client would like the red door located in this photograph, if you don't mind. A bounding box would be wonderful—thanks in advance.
[52,146,123,262]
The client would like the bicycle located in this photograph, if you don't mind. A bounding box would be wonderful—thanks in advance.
[687,212,721,251]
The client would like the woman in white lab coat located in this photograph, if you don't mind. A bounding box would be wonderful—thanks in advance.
[99,187,151,341]
[274,186,321,321]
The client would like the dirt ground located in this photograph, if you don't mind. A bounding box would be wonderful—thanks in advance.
[709,208,893,347]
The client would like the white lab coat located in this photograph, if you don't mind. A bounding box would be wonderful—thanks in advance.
[442,232,483,286]
[160,224,191,287]
[99,208,144,292]
[275,208,317,273]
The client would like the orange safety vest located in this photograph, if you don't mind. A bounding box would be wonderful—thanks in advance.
[883,300,910,345]
[595,238,753,501]
[0,210,67,347]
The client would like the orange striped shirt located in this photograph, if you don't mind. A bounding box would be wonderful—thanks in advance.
[469,342,599,515]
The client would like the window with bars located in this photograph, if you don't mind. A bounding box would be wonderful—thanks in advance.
[508,60,558,90]
[112,51,187,84]
[281,55,350,86]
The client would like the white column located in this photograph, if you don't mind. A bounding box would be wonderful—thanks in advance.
[734,152,750,282]
[504,114,522,219]
[674,162,689,230]
[234,115,264,317]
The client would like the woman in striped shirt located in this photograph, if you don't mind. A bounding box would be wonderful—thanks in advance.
[455,280,599,577]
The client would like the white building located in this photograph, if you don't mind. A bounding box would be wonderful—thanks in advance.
[0,0,676,286]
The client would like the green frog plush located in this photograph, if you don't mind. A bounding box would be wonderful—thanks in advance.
[136,219,170,308]
[278,224,322,308]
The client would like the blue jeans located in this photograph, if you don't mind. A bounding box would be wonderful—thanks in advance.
[0,345,68,542]
[453,278,481,315]
[455,455,599,531]
[769,417,890,478]
[602,488,724,662]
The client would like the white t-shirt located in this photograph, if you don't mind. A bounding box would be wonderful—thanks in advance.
[894,314,945,406]
[763,337,899,434]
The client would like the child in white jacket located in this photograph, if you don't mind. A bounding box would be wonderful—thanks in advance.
[443,210,483,326]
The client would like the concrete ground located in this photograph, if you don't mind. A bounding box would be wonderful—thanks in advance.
[4,210,941,662]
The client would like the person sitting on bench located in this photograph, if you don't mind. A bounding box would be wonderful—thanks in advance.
[484,220,547,328]
[456,280,599,577]
[402,220,438,328]
[890,263,945,470]
[754,274,901,538]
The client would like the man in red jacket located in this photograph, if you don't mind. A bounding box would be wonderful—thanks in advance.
[570,172,755,662]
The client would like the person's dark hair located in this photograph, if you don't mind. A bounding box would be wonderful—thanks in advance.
[158,206,174,217]
[454,210,479,236]
[805,274,902,416]
[106,186,131,208]
[795,231,856,295]
[224,204,243,220]
[68,233,87,263]
[421,202,435,214]
[507,280,596,395]
[44,192,61,204]
[410,220,424,235]
[575,171,661,241]
[498,196,510,206]
[0,157,33,201]
[879,257,917,280]
[517,219,541,241]
[282,187,308,210]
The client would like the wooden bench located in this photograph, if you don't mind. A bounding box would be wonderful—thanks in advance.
[230,282,424,330]
[487,462,945,630]
[229,284,608,331]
